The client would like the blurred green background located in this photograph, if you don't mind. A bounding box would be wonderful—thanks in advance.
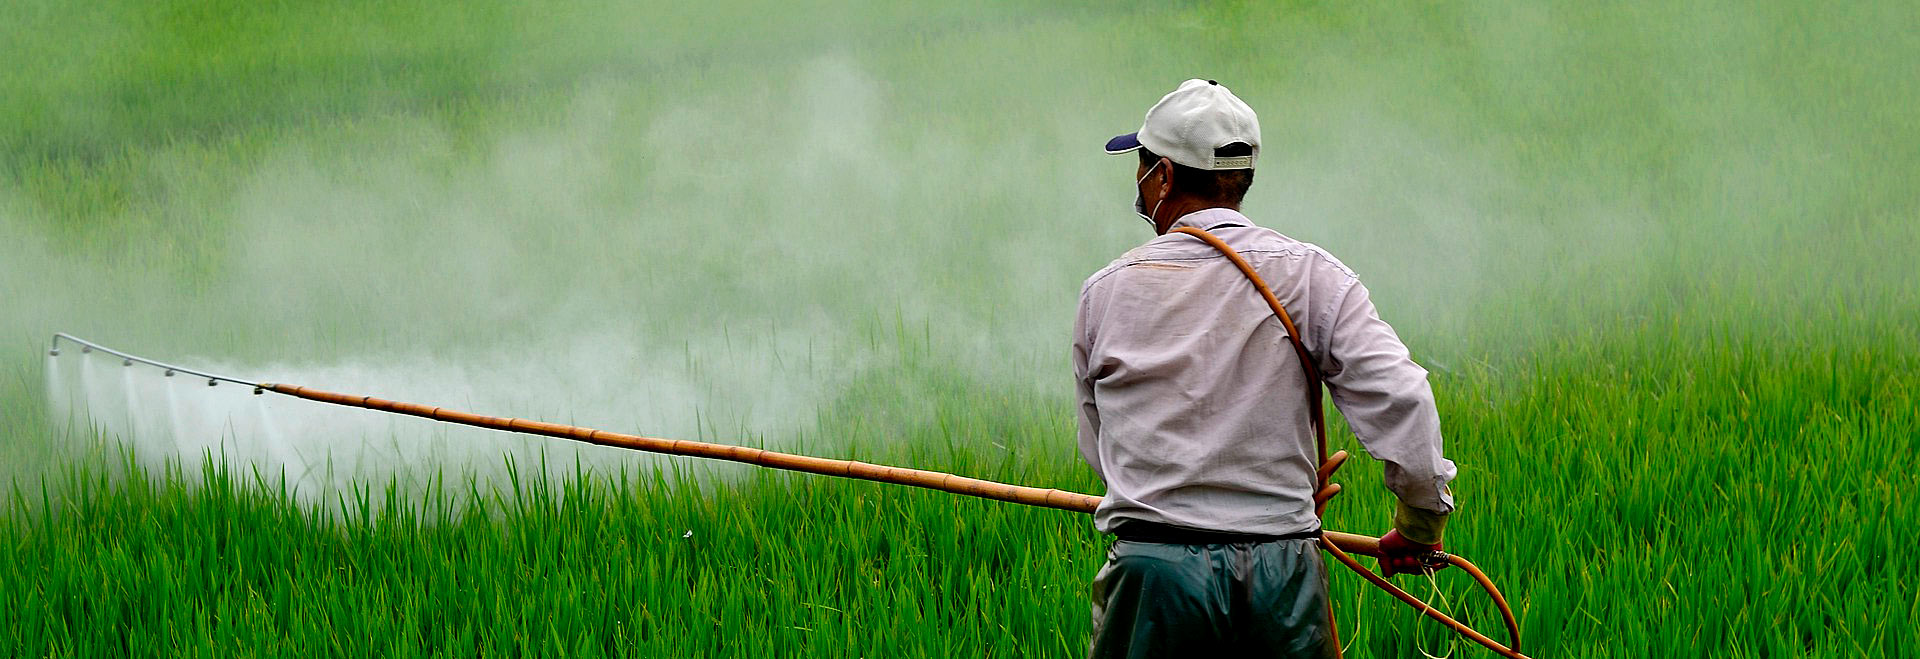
[2,0,1915,656]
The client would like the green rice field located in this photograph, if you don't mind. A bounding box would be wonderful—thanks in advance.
[3,1,1916,656]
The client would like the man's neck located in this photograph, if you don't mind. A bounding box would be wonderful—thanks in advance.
[1155,199,1241,234]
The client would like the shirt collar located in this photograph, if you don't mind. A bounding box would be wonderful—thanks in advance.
[1169,208,1253,232]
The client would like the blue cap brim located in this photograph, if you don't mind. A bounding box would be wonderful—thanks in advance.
[1104,132,1142,154]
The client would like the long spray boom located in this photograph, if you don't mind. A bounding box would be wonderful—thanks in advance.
[46,333,1529,658]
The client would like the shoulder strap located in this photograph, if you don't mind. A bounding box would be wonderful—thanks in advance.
[1168,226,1328,470]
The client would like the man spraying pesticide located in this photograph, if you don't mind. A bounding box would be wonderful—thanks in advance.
[1077,79,1459,658]
[47,82,1528,658]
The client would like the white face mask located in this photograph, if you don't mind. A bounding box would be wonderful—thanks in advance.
[1134,159,1164,230]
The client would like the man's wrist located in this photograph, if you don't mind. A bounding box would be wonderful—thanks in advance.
[1393,500,1449,546]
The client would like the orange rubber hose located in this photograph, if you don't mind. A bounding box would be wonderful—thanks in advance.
[1449,554,1524,656]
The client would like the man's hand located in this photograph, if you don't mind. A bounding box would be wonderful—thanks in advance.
[1377,528,1448,577]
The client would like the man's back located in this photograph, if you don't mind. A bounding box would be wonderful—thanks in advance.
[1074,208,1456,536]
[1084,78,1455,659]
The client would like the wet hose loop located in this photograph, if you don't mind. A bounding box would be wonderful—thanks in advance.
[1324,540,1530,659]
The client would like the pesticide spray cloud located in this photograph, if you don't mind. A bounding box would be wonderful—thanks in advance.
[25,57,997,495]
[12,41,1159,499]
[6,1,1916,498]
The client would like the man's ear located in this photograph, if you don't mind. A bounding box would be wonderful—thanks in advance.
[1157,157,1174,195]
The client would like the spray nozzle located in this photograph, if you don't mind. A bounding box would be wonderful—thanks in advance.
[81,346,91,354]
[164,369,175,377]
[48,348,59,356]
[123,358,133,367]
[208,378,218,387]
[253,387,264,395]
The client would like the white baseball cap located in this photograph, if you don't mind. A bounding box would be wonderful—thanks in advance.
[1104,79,1260,170]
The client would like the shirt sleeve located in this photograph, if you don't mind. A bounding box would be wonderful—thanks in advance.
[1073,286,1105,481]
[1318,279,1456,515]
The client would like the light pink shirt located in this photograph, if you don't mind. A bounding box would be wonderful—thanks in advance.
[1074,208,1456,536]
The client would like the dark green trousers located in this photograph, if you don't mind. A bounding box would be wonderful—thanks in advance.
[1089,538,1334,659]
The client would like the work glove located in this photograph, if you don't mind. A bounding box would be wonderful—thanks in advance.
[1379,500,1451,577]
[1377,528,1448,577]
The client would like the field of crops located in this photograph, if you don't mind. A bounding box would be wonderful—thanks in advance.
[3,0,1916,656]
